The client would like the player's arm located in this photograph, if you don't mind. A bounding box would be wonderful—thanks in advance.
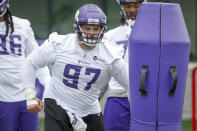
[23,33,57,113]
[25,22,51,95]
[110,58,130,97]
[99,84,108,100]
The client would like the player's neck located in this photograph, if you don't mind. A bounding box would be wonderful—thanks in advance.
[77,39,96,50]
[0,16,4,22]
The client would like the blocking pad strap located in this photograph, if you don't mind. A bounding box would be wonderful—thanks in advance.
[139,65,148,97]
[169,66,178,97]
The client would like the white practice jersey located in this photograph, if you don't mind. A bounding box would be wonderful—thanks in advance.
[0,16,50,102]
[104,24,132,98]
[23,32,129,117]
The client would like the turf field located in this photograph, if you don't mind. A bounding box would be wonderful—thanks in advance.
[39,119,195,131]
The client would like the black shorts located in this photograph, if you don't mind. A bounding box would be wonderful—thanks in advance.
[44,98,106,131]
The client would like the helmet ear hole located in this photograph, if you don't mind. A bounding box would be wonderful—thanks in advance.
[74,4,107,47]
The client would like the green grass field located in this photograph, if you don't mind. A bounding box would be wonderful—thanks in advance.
[39,119,195,131]
[40,118,44,131]
[182,120,194,131]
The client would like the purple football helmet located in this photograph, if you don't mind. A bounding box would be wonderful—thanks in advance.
[0,0,9,17]
[74,4,107,47]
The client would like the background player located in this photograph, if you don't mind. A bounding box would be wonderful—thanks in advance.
[0,0,50,131]
[101,0,145,131]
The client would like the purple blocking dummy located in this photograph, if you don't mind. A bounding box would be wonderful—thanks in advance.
[129,2,191,131]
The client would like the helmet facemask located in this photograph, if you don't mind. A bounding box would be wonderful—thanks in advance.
[75,22,106,47]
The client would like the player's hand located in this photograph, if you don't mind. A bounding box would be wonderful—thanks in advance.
[27,97,43,113]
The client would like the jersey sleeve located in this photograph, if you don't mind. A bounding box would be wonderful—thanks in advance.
[99,84,108,100]
[110,58,129,91]
[24,20,39,57]
[23,21,53,90]
[23,32,60,89]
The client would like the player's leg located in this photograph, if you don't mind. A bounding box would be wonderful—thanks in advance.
[17,100,39,131]
[83,112,106,131]
[104,97,130,131]
[35,79,45,100]
[45,112,64,131]
[0,101,19,131]
[44,98,73,131]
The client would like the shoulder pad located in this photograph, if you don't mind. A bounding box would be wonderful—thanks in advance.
[104,26,123,39]
[102,40,124,64]
[47,32,70,50]
[12,16,31,27]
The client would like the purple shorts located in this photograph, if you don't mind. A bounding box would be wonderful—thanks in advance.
[0,100,39,131]
[35,78,45,100]
[104,97,130,131]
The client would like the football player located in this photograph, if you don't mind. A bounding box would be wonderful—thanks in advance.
[23,4,129,131]
[0,0,50,131]
[101,0,144,131]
